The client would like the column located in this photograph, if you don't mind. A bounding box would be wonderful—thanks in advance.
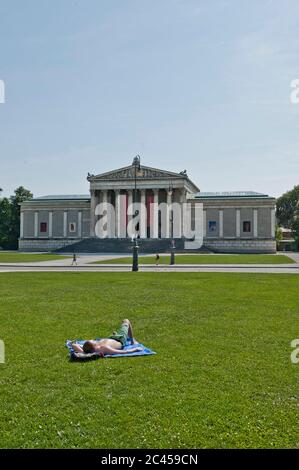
[34,212,38,238]
[63,211,67,238]
[49,212,53,238]
[106,190,113,238]
[203,210,206,237]
[236,209,240,237]
[127,190,133,211]
[166,190,172,238]
[152,189,159,238]
[253,209,258,238]
[78,211,82,238]
[114,190,121,238]
[271,208,276,238]
[140,190,147,238]
[219,210,223,238]
[20,212,24,238]
[127,190,133,237]
[180,189,187,238]
[90,189,97,237]
[102,190,108,237]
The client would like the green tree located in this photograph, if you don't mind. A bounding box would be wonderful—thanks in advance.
[292,203,299,250]
[276,185,299,228]
[0,186,33,250]
[276,185,299,251]
[0,197,13,249]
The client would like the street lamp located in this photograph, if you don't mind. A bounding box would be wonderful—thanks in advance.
[132,235,139,272]
[132,155,141,237]
[168,180,173,239]
[131,156,141,272]
[170,239,176,265]
[132,155,141,202]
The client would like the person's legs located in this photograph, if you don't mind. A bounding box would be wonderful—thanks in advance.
[109,319,133,347]
[123,319,134,339]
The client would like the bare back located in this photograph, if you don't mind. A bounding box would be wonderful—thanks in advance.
[95,338,123,350]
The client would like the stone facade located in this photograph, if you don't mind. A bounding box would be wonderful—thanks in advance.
[19,160,276,253]
[203,239,276,254]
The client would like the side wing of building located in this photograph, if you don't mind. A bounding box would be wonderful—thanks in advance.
[193,192,276,253]
[19,195,91,252]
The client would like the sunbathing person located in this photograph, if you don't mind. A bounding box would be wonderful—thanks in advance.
[71,319,142,356]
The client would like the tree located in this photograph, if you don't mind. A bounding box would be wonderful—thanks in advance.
[0,186,33,250]
[10,187,33,248]
[276,185,299,251]
[292,203,299,250]
[0,197,13,249]
[276,185,299,228]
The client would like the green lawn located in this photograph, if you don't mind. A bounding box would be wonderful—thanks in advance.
[94,254,294,265]
[0,252,70,263]
[0,272,298,449]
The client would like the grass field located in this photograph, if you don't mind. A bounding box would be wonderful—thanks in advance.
[0,252,70,263]
[94,254,294,265]
[0,272,298,449]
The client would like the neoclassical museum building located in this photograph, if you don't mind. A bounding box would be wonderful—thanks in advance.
[19,158,276,253]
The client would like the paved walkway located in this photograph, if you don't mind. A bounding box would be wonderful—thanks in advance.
[286,252,299,263]
[0,264,299,274]
[0,253,298,274]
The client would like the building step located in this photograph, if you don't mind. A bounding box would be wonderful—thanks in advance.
[54,238,212,254]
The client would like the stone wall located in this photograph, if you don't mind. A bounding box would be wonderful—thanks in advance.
[19,237,277,253]
[18,238,83,252]
[204,238,276,253]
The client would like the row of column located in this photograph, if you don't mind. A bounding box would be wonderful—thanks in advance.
[90,188,184,238]
[202,208,276,238]
[20,211,83,238]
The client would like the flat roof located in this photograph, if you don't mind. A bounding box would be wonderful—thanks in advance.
[28,195,91,202]
[194,191,272,199]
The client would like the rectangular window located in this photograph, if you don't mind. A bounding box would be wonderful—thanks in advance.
[40,222,47,233]
[243,221,251,233]
[208,221,217,232]
[69,222,76,233]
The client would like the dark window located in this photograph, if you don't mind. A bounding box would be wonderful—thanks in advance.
[209,221,217,232]
[69,222,76,233]
[243,221,251,233]
[40,222,47,233]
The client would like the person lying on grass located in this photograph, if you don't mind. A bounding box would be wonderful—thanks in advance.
[71,319,143,356]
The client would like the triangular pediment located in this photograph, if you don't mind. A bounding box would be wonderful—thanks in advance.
[88,165,187,181]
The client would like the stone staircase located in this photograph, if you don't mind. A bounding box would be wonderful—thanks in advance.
[54,237,212,254]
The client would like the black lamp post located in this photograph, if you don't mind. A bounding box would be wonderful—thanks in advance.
[170,239,176,265]
[132,155,141,234]
[132,155,141,203]
[132,235,139,272]
[131,155,141,272]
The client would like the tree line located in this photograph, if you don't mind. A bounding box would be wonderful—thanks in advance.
[276,185,299,250]
[0,187,33,250]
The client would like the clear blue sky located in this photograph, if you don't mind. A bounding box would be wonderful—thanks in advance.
[0,0,299,198]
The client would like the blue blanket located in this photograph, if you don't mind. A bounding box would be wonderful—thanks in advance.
[66,338,156,361]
